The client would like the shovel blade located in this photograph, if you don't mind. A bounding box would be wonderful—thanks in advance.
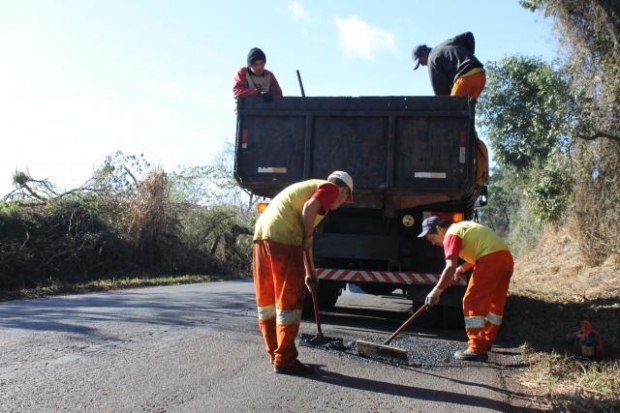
[356,339,408,361]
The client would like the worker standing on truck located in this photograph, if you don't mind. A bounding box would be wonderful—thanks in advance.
[233,47,283,101]
[411,32,485,98]
[411,32,489,191]
[253,171,354,375]
[418,216,514,361]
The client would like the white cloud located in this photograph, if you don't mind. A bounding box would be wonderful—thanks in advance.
[288,1,308,20]
[335,16,396,59]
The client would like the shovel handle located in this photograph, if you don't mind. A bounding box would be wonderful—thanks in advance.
[383,303,429,346]
[311,290,323,336]
[303,250,322,336]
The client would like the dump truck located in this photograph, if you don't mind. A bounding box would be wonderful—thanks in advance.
[234,95,485,326]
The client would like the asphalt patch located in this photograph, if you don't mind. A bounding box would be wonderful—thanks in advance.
[300,332,478,368]
[301,334,349,351]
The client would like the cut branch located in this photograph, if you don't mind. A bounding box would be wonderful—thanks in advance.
[577,131,620,142]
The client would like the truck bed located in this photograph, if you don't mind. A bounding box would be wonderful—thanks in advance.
[234,96,478,212]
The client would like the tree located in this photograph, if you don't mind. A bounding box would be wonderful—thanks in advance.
[520,0,620,143]
[476,56,576,225]
[519,0,620,263]
[477,56,574,171]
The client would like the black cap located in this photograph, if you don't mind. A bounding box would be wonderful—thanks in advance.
[247,47,266,66]
[412,44,429,70]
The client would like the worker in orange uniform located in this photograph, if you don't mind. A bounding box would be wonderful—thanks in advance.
[253,171,354,375]
[418,216,514,361]
[412,32,489,192]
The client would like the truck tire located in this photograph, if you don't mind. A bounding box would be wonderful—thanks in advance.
[441,306,465,329]
[302,280,342,318]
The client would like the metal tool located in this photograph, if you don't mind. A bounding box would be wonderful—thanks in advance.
[303,250,324,345]
[296,70,306,97]
[356,303,429,361]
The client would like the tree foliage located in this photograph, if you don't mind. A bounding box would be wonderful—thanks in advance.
[520,0,620,143]
[0,148,257,289]
[516,0,620,264]
[477,56,575,227]
[478,56,574,171]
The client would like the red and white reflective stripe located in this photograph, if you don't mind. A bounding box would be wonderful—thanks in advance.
[316,268,468,286]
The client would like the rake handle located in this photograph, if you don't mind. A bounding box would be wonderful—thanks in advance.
[383,303,429,345]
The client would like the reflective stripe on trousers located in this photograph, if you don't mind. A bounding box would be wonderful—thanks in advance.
[464,315,486,329]
[256,306,302,326]
[276,309,302,326]
[486,311,503,326]
[257,304,276,321]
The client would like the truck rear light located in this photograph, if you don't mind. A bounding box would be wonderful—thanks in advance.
[459,131,466,163]
[257,202,269,213]
[242,129,248,149]
[451,212,464,222]
[423,211,465,223]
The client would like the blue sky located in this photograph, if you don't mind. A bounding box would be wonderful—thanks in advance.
[0,1,557,196]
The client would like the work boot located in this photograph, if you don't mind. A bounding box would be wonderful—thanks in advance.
[454,348,488,361]
[273,360,315,375]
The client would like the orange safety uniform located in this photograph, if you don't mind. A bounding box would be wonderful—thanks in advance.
[252,180,338,368]
[443,221,514,353]
[450,68,489,192]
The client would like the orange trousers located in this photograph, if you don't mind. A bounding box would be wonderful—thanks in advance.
[451,72,486,99]
[451,71,489,191]
[252,239,306,368]
[462,250,514,353]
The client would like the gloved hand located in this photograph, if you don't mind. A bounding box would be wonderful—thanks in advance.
[305,274,319,292]
[261,92,273,102]
[302,236,313,251]
[425,286,443,307]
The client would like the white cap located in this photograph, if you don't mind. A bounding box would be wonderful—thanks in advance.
[327,170,354,202]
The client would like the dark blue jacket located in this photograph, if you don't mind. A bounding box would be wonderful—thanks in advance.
[427,32,484,95]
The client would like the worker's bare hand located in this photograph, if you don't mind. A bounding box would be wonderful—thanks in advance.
[453,267,464,283]
[305,275,319,292]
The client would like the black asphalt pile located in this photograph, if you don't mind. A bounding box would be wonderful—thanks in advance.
[301,333,470,368]
[300,333,350,351]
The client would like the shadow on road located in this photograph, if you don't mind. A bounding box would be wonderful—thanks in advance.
[307,366,546,412]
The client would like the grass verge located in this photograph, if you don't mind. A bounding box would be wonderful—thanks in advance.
[0,273,249,302]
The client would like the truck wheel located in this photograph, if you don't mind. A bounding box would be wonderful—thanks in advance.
[410,301,442,328]
[316,280,342,310]
[441,306,465,329]
[302,281,342,318]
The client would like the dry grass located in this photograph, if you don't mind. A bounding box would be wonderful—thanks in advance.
[503,224,620,411]
[125,168,171,267]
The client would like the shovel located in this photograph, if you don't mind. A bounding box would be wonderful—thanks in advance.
[356,303,429,361]
[303,250,324,345]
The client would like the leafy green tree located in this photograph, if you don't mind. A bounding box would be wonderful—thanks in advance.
[519,0,620,263]
[520,0,620,143]
[477,56,574,171]
[523,149,574,223]
[477,56,575,226]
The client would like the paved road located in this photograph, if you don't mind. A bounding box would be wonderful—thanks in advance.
[0,279,530,412]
